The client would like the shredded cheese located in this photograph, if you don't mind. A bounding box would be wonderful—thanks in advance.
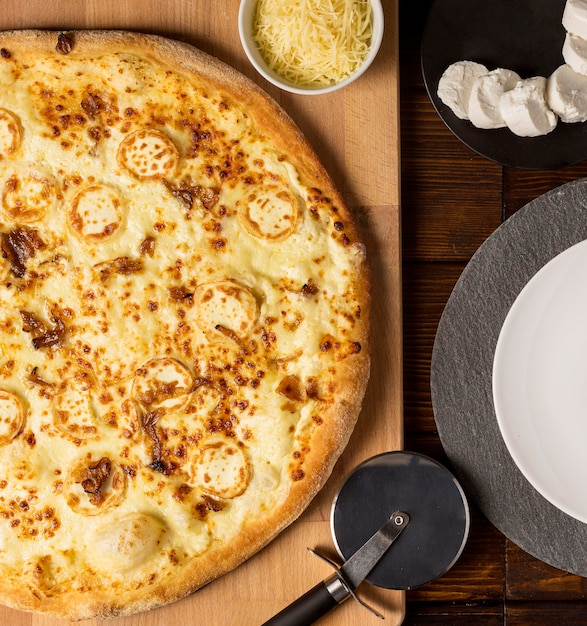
[253,0,373,87]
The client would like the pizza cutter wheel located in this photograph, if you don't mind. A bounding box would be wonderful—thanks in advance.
[263,451,470,625]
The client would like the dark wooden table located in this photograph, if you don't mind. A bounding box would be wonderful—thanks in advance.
[399,2,587,624]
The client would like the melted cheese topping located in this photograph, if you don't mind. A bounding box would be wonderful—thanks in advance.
[253,0,373,86]
[68,184,124,241]
[0,391,24,444]
[0,109,21,159]
[0,43,366,611]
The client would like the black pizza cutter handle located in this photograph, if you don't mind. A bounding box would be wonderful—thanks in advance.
[262,512,410,626]
[262,572,346,626]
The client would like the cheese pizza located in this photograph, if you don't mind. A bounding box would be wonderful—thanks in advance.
[0,30,370,619]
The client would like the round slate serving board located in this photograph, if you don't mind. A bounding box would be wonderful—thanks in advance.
[421,0,587,170]
[431,178,587,576]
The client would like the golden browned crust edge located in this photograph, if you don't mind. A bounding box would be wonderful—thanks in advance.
[0,28,371,620]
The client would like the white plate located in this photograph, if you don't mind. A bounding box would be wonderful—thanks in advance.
[493,238,587,523]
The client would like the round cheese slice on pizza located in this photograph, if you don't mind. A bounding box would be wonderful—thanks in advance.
[0,30,370,619]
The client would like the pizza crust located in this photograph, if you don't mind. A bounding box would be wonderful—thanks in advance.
[0,29,370,619]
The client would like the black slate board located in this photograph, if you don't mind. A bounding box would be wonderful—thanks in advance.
[421,0,587,170]
[431,178,587,576]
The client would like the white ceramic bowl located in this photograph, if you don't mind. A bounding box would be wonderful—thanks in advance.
[238,0,384,95]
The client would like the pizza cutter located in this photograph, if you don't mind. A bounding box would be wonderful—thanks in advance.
[263,451,470,625]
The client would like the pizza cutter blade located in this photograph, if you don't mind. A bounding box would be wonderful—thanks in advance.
[262,451,470,625]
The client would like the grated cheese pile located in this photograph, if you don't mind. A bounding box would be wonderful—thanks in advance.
[253,0,373,87]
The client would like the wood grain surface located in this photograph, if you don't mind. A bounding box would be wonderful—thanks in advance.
[0,1,402,625]
[401,1,587,624]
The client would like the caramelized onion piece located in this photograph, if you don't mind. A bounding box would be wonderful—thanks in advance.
[276,374,303,401]
[27,366,54,389]
[111,256,142,274]
[65,455,126,515]
[20,310,66,350]
[132,357,192,411]
[140,408,176,475]
[163,178,219,211]
[1,227,46,277]
[162,178,197,209]
[79,457,111,505]
[214,324,249,353]
[55,32,72,55]
[19,310,44,333]
[95,256,143,281]
[32,316,65,350]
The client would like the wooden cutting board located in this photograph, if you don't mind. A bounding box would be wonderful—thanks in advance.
[0,1,402,624]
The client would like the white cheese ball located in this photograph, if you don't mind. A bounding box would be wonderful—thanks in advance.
[563,0,587,40]
[547,64,587,122]
[500,77,558,137]
[563,32,587,76]
[468,68,521,129]
[437,60,488,119]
